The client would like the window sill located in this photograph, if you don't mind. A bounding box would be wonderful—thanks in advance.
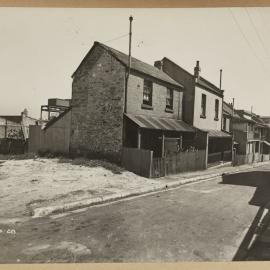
[200,115,206,119]
[141,103,153,110]
[214,117,219,121]
[165,107,174,113]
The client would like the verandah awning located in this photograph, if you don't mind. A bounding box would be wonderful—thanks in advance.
[125,113,196,133]
[202,129,232,138]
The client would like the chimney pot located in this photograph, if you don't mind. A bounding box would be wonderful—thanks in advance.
[154,60,163,71]
[194,60,201,80]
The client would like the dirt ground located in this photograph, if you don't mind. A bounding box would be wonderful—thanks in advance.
[0,157,159,221]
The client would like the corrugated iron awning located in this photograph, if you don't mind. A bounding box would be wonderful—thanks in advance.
[203,129,232,138]
[125,114,196,132]
[263,140,270,146]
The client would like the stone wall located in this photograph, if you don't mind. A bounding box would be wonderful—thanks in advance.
[70,46,125,162]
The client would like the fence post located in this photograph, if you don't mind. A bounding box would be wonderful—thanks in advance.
[149,150,153,178]
[205,133,209,169]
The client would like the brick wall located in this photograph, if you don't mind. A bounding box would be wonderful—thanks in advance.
[70,46,125,161]
[126,72,183,119]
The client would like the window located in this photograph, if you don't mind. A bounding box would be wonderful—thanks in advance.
[222,117,227,131]
[143,79,153,106]
[201,94,206,118]
[215,99,219,120]
[166,88,174,110]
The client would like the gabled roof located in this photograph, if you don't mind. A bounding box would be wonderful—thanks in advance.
[0,115,22,124]
[72,42,183,89]
[161,57,223,97]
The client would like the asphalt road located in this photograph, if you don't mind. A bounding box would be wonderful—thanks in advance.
[1,163,270,263]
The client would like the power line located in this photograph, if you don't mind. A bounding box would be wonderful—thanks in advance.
[103,33,129,44]
[245,8,270,59]
[228,8,268,74]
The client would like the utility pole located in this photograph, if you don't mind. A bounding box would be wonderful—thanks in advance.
[122,16,133,150]
[124,15,133,114]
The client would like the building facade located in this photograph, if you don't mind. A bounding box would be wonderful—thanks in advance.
[70,42,199,162]
[154,58,232,165]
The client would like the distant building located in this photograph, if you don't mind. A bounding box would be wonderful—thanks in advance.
[0,109,38,154]
[0,109,37,140]
[223,106,270,164]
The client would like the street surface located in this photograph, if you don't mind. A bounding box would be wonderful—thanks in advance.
[1,163,270,262]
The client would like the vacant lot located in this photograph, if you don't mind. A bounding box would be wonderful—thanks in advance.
[0,157,159,221]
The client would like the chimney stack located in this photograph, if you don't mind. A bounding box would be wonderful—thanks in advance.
[194,60,201,81]
[154,60,163,70]
[21,108,28,117]
[219,69,223,90]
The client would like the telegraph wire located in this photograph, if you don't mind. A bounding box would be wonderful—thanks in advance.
[103,33,129,44]
[228,8,268,74]
[245,8,270,59]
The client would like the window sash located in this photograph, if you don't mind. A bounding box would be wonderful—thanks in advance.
[166,88,174,109]
[201,94,206,116]
[215,99,219,119]
[143,80,153,105]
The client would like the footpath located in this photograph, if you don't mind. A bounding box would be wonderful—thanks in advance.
[31,160,270,218]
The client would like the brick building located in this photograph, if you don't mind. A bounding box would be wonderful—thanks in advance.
[154,58,232,165]
[70,42,199,162]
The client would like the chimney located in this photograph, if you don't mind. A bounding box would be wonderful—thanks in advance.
[154,60,163,71]
[219,69,223,90]
[21,108,28,117]
[194,60,201,81]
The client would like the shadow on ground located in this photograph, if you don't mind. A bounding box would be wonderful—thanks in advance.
[222,171,270,261]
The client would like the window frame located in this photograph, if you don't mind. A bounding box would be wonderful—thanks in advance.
[142,79,153,107]
[214,99,219,121]
[166,88,174,110]
[200,93,206,118]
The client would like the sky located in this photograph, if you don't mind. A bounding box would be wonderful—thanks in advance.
[0,7,270,118]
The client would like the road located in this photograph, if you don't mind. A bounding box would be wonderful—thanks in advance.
[1,163,270,263]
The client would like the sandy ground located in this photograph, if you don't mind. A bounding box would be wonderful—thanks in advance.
[0,158,159,220]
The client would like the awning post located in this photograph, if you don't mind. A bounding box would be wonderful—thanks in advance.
[137,127,141,149]
[162,132,165,157]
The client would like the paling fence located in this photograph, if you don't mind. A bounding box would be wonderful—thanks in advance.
[122,147,206,178]
[208,150,232,164]
[151,150,206,178]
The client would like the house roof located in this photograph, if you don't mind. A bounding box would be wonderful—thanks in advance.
[72,42,183,89]
[0,115,22,124]
[161,57,223,97]
[125,113,196,133]
[202,129,232,138]
[43,108,71,130]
